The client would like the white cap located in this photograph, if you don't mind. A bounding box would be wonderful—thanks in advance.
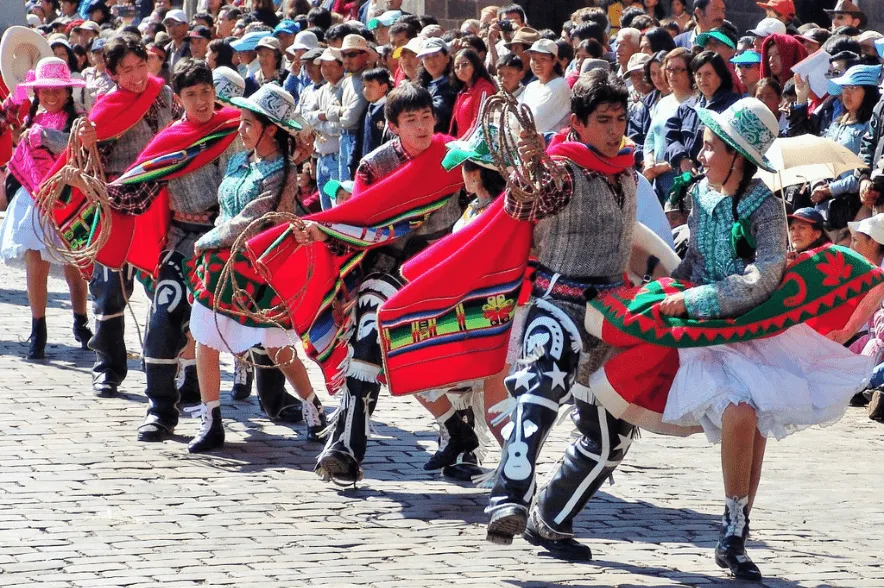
[849,215,884,245]
[526,39,558,58]
[290,30,318,52]
[163,9,187,23]
[416,37,447,58]
[316,47,343,63]
[749,17,787,38]
[26,14,41,27]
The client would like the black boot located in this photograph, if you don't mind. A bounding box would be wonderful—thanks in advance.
[714,496,762,582]
[850,391,871,407]
[137,364,180,442]
[230,358,253,400]
[252,346,303,422]
[524,508,592,561]
[177,362,200,406]
[72,313,92,350]
[187,404,224,453]
[315,389,374,486]
[424,410,480,471]
[302,395,328,442]
[26,317,47,360]
[487,505,528,545]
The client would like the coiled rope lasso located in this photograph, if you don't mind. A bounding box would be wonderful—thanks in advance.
[479,81,564,204]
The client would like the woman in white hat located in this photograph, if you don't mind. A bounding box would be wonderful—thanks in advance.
[0,57,92,360]
[186,83,325,454]
[656,98,871,580]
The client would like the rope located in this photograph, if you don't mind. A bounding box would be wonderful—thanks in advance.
[479,80,564,204]
[32,117,112,271]
[210,211,315,369]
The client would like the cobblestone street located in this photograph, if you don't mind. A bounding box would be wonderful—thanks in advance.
[0,263,881,588]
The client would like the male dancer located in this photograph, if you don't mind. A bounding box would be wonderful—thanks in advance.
[485,70,639,561]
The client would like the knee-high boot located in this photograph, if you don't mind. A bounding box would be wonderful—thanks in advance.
[252,346,302,422]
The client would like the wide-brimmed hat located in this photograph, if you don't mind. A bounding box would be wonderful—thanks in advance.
[849,214,884,245]
[0,26,53,97]
[341,34,376,55]
[505,27,539,48]
[825,0,867,28]
[212,66,245,104]
[827,64,882,96]
[695,97,779,173]
[442,108,509,172]
[229,83,302,135]
[19,56,85,90]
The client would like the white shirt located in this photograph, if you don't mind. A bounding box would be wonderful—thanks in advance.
[518,76,571,134]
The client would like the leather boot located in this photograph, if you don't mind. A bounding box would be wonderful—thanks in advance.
[137,364,180,442]
[524,508,592,561]
[315,387,375,486]
[868,389,884,422]
[72,313,92,350]
[27,317,47,360]
[177,361,200,406]
[187,404,224,453]
[715,496,762,582]
[230,358,253,400]
[424,410,480,470]
[252,347,303,422]
[302,395,328,442]
[90,316,128,397]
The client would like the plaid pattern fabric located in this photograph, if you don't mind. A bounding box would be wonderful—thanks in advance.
[355,138,411,186]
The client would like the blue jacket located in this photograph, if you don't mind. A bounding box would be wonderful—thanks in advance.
[664,89,741,168]
[627,90,660,168]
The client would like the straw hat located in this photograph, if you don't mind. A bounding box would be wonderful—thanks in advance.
[0,26,53,96]
[695,97,779,173]
[228,84,302,135]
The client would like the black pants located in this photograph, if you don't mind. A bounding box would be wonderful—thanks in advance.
[487,299,635,532]
[142,251,190,425]
[89,262,135,388]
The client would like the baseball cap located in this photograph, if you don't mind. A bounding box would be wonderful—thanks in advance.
[74,20,100,33]
[788,207,825,229]
[273,20,299,36]
[756,0,796,17]
[255,36,281,52]
[394,36,424,59]
[849,214,884,245]
[731,50,762,66]
[162,9,187,24]
[368,10,402,31]
[416,37,447,58]
[323,179,355,201]
[231,31,271,52]
[90,38,105,52]
[290,30,318,52]
[316,47,343,63]
[525,39,558,58]
[626,52,651,74]
[749,17,787,38]
[188,25,212,40]
[301,47,324,63]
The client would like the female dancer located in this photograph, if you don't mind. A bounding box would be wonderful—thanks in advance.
[187,84,325,453]
[0,57,92,360]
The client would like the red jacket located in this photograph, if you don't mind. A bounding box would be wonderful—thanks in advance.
[449,77,497,138]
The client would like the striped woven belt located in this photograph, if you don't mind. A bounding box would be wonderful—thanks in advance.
[173,211,214,224]
[533,267,623,304]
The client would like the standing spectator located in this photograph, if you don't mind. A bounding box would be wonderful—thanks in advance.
[669,0,692,32]
[664,50,741,173]
[395,37,422,85]
[640,27,677,55]
[163,9,191,70]
[283,31,319,104]
[674,0,726,49]
[295,47,326,115]
[749,17,787,51]
[825,0,867,32]
[216,7,241,38]
[449,48,497,138]
[304,47,345,206]
[352,67,392,171]
[417,37,457,133]
[615,27,640,82]
[188,26,212,61]
[207,39,235,69]
[519,39,570,134]
[245,36,288,96]
[327,34,372,184]
[83,38,114,103]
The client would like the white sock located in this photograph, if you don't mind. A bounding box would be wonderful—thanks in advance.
[205,400,221,411]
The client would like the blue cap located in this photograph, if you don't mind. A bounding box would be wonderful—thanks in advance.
[730,50,762,66]
[788,207,826,228]
[231,31,272,52]
[876,38,884,59]
[827,64,883,96]
[90,37,105,52]
[273,19,299,36]
[368,10,402,31]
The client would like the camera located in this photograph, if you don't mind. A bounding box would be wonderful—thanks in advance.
[498,19,514,33]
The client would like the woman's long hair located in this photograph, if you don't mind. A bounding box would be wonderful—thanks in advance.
[417,48,451,87]
[463,159,507,197]
[848,84,882,125]
[27,88,78,133]
[449,48,495,93]
[254,111,295,208]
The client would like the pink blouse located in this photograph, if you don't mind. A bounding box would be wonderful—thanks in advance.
[8,109,69,196]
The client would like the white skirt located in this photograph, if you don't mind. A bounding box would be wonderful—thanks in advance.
[189,300,299,354]
[663,323,873,443]
[0,186,66,272]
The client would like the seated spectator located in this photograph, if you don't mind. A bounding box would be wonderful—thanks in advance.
[449,48,497,138]
[787,208,831,262]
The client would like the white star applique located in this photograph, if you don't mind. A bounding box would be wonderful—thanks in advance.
[614,433,633,454]
[543,363,568,390]
[512,367,534,391]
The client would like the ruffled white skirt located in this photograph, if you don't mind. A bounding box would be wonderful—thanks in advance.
[663,324,872,443]
[0,186,65,272]
[189,300,299,354]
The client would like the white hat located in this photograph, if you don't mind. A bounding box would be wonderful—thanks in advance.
[695,97,779,173]
[228,84,302,135]
[212,66,245,103]
[75,20,101,33]
[315,47,343,63]
[26,14,41,27]
[395,36,424,59]
[849,214,884,246]
[749,17,787,38]
[340,34,375,55]
[162,9,187,23]
[0,26,53,97]
[290,30,318,52]
[626,52,651,74]
[416,37,447,58]
[526,39,558,58]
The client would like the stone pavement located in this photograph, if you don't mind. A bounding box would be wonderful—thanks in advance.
[0,263,881,588]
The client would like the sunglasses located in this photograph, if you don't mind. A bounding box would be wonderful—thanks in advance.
[341,50,364,58]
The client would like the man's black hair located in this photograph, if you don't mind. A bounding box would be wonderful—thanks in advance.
[571,21,604,45]
[220,6,242,21]
[619,7,646,30]
[630,15,655,31]
[326,22,359,42]
[498,52,523,70]
[172,58,213,94]
[571,69,629,124]
[462,35,487,55]
[823,35,862,60]
[208,39,235,68]
[362,67,392,88]
[418,15,438,28]
[389,20,418,40]
[105,32,148,75]
[500,4,526,24]
[833,25,862,37]
[556,40,574,64]
[385,82,434,126]
[306,7,331,30]
[194,12,214,27]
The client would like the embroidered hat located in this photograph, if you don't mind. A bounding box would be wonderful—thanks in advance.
[19,56,86,90]
[442,106,509,171]
[0,26,53,97]
[368,10,402,31]
[695,97,779,173]
[848,214,884,246]
[323,179,354,201]
[229,83,302,135]
[748,17,787,39]
[212,66,245,103]
[731,51,762,66]
[827,64,882,96]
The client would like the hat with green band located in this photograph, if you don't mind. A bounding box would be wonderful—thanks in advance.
[696,28,737,50]
[695,97,779,173]
[323,179,354,201]
[229,84,302,135]
[442,117,510,172]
